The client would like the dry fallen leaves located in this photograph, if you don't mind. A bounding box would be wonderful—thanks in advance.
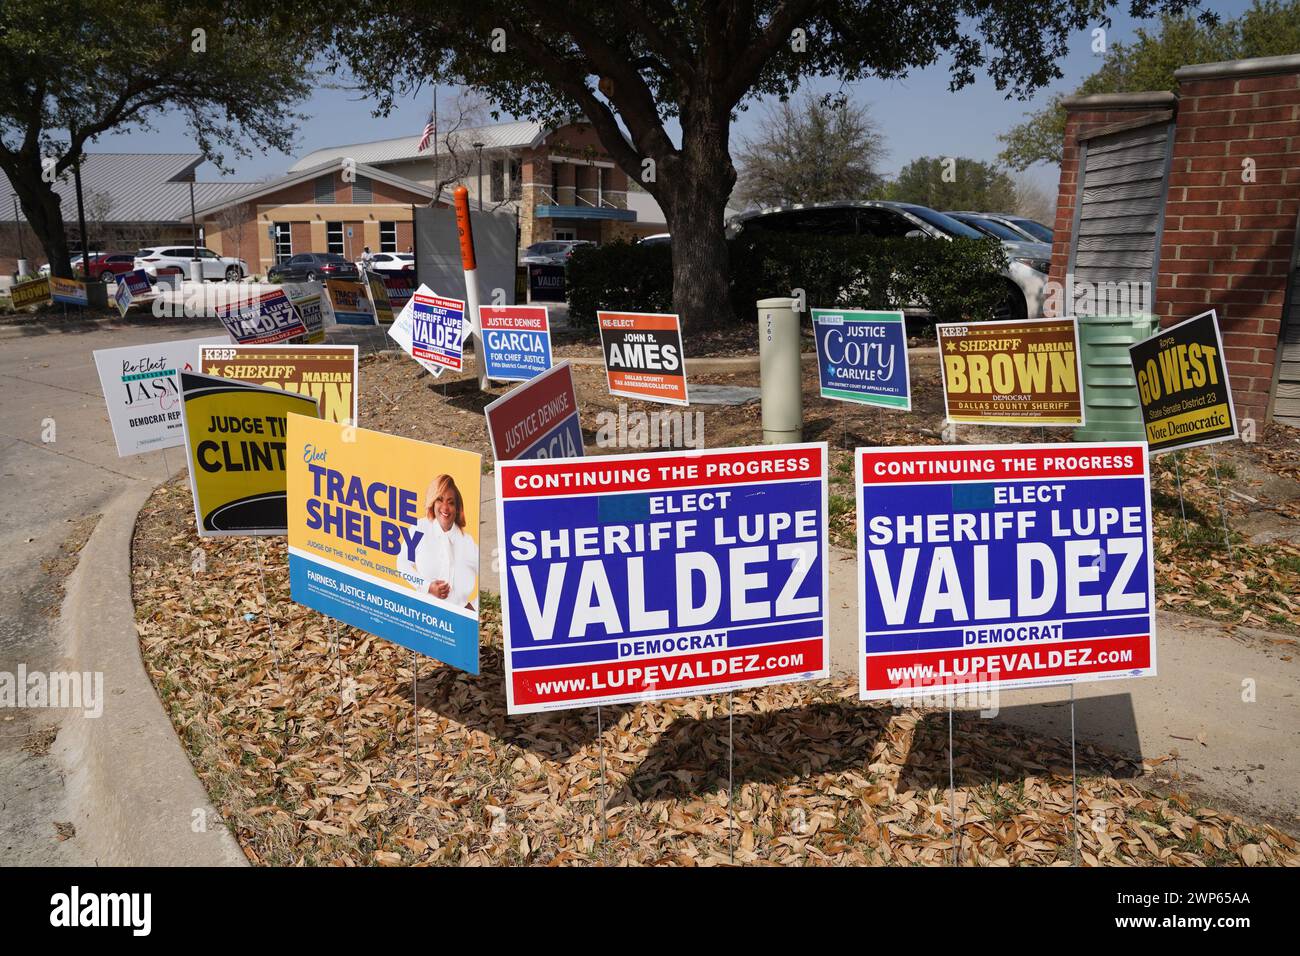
[127,355,1300,868]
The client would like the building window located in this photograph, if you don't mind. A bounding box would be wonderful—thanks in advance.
[379,221,397,253]
[326,221,343,255]
[315,176,335,204]
[353,175,372,203]
[510,159,522,201]
[273,222,291,263]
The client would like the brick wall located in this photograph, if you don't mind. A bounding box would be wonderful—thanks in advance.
[1049,56,1300,423]
[1157,62,1300,422]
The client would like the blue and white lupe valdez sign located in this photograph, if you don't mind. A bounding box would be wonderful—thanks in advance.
[388,284,467,378]
[811,309,911,409]
[856,443,1156,701]
[479,305,552,381]
[497,444,830,713]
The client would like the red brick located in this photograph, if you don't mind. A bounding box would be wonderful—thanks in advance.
[1257,89,1300,108]
[1180,108,1236,126]
[1220,200,1282,215]
[1236,105,1299,124]
[1224,346,1258,364]
[1184,185,1241,203]
[1237,214,1295,230]
[1181,141,1230,157]
[1230,243,1286,260]
[1168,171,1225,188]
[1228,137,1291,155]
[1238,75,1298,94]
[1161,230,1218,245]
[1156,288,1211,304]
[1166,201,1224,216]
[1252,120,1300,139]
[1230,332,1285,350]
[1182,215,1240,230]
[1194,125,1243,142]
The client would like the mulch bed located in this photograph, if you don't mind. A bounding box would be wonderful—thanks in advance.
[131,351,1300,866]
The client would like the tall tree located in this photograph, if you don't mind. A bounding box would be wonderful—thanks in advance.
[325,0,1204,332]
[733,91,886,209]
[0,1,312,277]
[886,156,1018,212]
[999,0,1300,170]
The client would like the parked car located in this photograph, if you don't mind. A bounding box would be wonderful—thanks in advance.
[75,252,138,283]
[365,252,415,274]
[266,252,360,283]
[519,240,594,266]
[38,252,105,277]
[948,210,1053,245]
[636,233,671,246]
[134,246,248,282]
[726,200,1046,321]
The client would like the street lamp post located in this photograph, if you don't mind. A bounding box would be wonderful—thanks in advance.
[473,142,485,212]
[12,197,26,276]
[189,180,200,280]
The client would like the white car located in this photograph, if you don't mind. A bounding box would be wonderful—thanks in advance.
[365,252,415,274]
[134,246,248,282]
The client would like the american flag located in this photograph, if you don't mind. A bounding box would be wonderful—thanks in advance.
[416,114,436,152]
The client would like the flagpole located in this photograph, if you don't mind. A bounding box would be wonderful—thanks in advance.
[432,86,439,205]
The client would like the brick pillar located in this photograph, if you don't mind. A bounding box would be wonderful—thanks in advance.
[1162,55,1300,424]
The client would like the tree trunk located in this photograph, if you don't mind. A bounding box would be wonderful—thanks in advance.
[4,159,72,278]
[659,113,736,335]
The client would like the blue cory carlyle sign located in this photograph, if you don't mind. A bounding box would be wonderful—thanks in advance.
[811,309,911,410]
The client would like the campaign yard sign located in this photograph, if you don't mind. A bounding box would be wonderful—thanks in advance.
[528,264,566,303]
[283,282,327,343]
[201,344,359,425]
[1130,310,1237,453]
[484,361,582,462]
[113,280,132,318]
[497,444,829,713]
[10,276,51,309]
[325,279,376,325]
[50,276,89,307]
[937,317,1084,426]
[597,310,689,407]
[406,290,466,372]
[93,336,229,456]
[216,288,308,345]
[383,273,416,311]
[112,269,152,317]
[179,371,321,536]
[480,305,552,382]
[856,443,1156,701]
[366,271,395,324]
[287,416,483,673]
[811,309,911,409]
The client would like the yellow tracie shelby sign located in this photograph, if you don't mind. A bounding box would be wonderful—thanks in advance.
[180,371,321,536]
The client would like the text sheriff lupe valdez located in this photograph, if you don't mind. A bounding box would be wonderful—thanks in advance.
[863,469,1147,646]
[507,480,820,648]
[303,464,423,560]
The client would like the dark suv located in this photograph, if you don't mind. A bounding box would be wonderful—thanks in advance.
[267,252,360,282]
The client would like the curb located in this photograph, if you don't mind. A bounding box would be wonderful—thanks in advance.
[55,474,248,866]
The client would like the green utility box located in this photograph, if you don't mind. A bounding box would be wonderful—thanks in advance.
[1073,313,1159,443]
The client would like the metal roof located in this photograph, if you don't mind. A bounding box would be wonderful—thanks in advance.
[289,120,550,171]
[0,153,259,224]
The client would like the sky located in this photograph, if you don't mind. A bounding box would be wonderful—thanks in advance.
[91,0,1255,195]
